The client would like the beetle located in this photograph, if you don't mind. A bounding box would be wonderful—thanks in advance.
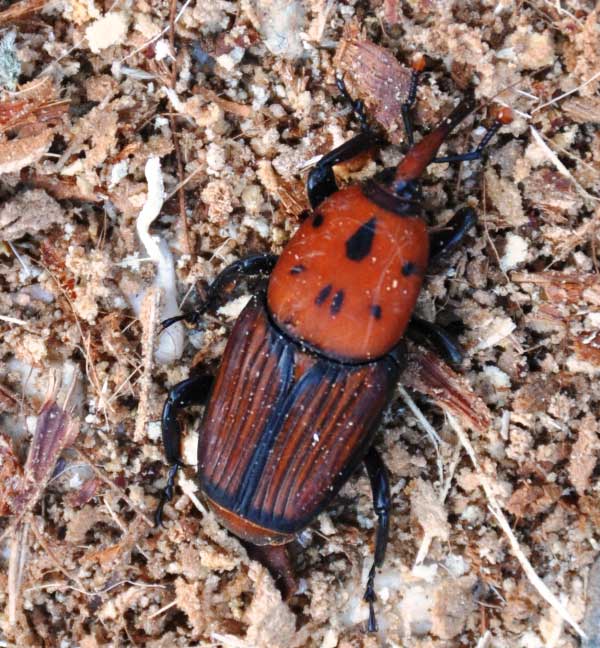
[155,58,513,631]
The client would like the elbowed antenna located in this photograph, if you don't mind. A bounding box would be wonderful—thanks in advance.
[392,97,477,187]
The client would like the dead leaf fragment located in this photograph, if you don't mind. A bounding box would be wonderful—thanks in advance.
[0,436,25,516]
[431,577,476,640]
[0,0,45,25]
[334,23,411,141]
[0,188,64,241]
[582,553,600,646]
[243,0,306,59]
[410,478,450,542]
[1,396,79,521]
[24,399,79,485]
[0,127,53,174]
[574,332,600,367]
[485,167,527,226]
[506,483,562,518]
[523,168,584,221]
[568,414,599,496]
[563,96,600,124]
[512,271,600,305]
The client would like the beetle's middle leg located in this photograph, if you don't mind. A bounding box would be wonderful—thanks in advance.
[363,445,391,633]
[429,206,477,260]
[406,317,463,367]
[161,253,278,330]
[155,373,214,526]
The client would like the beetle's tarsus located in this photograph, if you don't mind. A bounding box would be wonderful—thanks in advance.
[335,74,370,134]
[160,309,205,333]
[364,568,379,632]
[367,601,378,633]
[154,461,183,527]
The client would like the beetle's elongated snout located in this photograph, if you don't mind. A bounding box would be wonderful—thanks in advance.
[392,97,476,187]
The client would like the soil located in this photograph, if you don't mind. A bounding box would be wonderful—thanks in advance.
[1,1,600,647]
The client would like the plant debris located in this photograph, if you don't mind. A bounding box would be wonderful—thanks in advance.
[1,1,599,646]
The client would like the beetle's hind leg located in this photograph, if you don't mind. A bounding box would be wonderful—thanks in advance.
[155,374,214,526]
[363,446,391,633]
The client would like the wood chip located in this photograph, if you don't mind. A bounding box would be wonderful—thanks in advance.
[333,22,411,141]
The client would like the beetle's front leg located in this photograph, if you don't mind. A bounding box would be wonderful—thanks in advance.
[432,106,512,164]
[307,75,381,208]
[363,446,391,633]
[155,374,214,526]
[401,54,426,147]
[161,253,278,330]
[307,132,376,209]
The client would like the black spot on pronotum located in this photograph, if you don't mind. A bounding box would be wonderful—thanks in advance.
[290,264,306,275]
[312,212,324,228]
[401,261,418,276]
[298,209,311,222]
[371,305,382,319]
[346,217,376,261]
[330,290,344,315]
[315,284,332,305]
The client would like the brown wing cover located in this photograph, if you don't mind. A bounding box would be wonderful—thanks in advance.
[198,296,399,539]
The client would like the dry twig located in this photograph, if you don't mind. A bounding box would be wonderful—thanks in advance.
[447,413,587,640]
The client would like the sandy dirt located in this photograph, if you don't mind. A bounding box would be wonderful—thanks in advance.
[1,0,600,646]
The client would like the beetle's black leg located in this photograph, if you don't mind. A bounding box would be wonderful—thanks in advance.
[429,207,477,260]
[406,317,463,367]
[401,59,424,147]
[363,446,391,633]
[336,76,371,134]
[155,374,214,526]
[162,253,278,331]
[308,76,379,209]
[307,132,375,209]
[432,113,509,164]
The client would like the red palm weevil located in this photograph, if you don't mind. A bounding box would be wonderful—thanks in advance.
[155,59,513,632]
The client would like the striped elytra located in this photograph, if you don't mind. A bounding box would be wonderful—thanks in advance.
[198,295,398,543]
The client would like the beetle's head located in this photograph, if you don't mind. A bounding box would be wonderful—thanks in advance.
[390,177,422,203]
